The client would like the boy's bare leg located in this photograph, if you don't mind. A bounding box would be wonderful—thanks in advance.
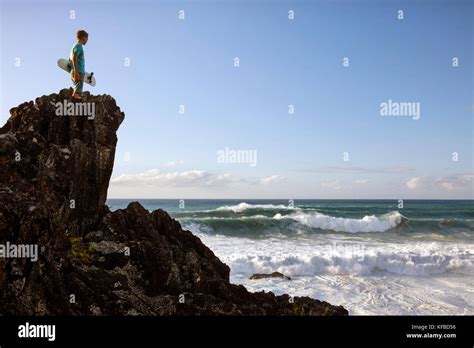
[72,73,84,100]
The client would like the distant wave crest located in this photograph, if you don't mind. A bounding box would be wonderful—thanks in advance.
[215,202,292,213]
[190,202,404,233]
[273,211,403,233]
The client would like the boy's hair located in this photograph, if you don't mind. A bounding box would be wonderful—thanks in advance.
[76,30,88,40]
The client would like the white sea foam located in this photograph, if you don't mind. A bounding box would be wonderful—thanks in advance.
[230,272,474,315]
[273,210,403,233]
[182,222,474,314]
[215,202,291,213]
[186,228,474,277]
[224,245,472,276]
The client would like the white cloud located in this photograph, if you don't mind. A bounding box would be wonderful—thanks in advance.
[260,175,284,185]
[311,165,413,174]
[111,170,286,189]
[435,173,474,191]
[406,177,421,190]
[406,174,473,192]
[111,169,232,187]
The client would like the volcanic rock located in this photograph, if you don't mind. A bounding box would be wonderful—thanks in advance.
[250,272,292,280]
[0,89,347,316]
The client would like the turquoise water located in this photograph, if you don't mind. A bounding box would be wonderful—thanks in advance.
[106,199,474,314]
[107,199,473,239]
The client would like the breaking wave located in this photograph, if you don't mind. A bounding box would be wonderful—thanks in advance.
[273,211,403,233]
[191,232,474,277]
[215,202,292,213]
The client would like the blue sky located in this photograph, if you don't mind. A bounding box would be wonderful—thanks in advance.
[1,0,472,199]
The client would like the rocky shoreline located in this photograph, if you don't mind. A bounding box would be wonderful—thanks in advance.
[0,89,347,315]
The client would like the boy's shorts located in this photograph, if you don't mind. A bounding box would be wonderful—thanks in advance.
[71,72,84,95]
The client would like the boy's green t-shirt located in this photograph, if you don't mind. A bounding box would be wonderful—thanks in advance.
[69,42,85,74]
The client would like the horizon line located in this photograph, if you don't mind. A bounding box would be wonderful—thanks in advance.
[106,198,474,201]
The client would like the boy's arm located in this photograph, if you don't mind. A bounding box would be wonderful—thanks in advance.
[72,54,80,81]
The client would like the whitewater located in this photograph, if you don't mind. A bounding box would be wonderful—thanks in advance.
[107,199,474,315]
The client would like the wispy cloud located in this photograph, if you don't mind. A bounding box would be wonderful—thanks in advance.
[111,169,285,188]
[111,169,232,187]
[260,175,285,185]
[406,173,474,191]
[307,165,413,174]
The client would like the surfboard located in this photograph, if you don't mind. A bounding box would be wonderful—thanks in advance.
[57,58,96,86]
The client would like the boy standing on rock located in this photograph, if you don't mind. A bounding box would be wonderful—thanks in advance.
[70,30,88,100]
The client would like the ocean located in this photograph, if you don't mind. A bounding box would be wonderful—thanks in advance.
[107,199,474,315]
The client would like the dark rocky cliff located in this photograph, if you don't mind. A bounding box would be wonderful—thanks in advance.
[0,89,347,315]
